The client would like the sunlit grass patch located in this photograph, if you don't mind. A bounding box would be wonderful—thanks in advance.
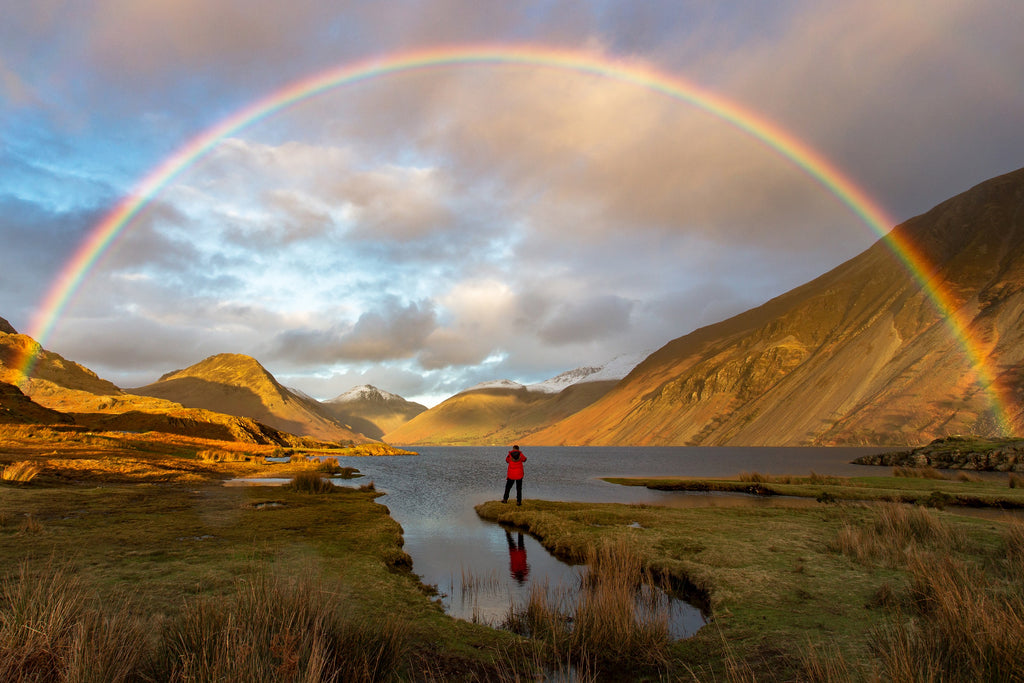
[1,460,41,483]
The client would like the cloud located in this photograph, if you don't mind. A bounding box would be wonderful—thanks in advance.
[270,298,437,364]
[537,295,633,345]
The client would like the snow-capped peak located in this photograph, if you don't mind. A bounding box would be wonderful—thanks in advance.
[462,379,526,393]
[328,384,403,404]
[526,352,648,394]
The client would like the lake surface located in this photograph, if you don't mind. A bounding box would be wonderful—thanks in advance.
[322,446,888,635]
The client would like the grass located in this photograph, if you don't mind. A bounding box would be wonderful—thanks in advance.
[288,471,337,493]
[1,461,41,483]
[502,538,674,674]
[0,434,530,681]
[476,494,1020,681]
[605,471,1024,508]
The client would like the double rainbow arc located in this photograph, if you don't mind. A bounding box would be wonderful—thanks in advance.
[19,44,1015,433]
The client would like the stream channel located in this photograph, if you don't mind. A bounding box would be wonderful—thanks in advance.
[266,445,890,638]
[234,447,892,636]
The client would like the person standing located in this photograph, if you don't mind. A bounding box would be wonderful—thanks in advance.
[502,445,527,505]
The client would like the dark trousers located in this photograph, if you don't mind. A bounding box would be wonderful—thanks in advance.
[502,477,523,503]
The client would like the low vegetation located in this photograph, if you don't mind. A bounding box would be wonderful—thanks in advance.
[477,486,1024,681]
[606,470,1024,508]
[1,461,40,483]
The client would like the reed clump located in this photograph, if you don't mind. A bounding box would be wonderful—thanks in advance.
[158,570,411,682]
[869,552,1024,681]
[288,471,336,493]
[0,560,148,683]
[503,538,672,674]
[1,461,41,484]
[831,502,963,567]
[197,449,250,463]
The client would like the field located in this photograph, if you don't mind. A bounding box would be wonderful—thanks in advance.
[3,426,1023,680]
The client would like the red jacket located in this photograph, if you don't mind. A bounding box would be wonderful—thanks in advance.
[505,451,526,479]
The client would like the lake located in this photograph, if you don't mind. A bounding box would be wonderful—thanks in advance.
[322,445,888,635]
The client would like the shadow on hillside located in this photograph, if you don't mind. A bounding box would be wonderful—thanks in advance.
[127,377,313,438]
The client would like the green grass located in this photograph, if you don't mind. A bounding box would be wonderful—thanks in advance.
[603,472,1024,508]
[475,496,1018,680]
[0,480,530,680]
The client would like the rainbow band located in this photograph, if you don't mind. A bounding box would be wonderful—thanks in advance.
[20,44,1015,433]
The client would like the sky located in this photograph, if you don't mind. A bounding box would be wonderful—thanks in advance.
[2,1,1023,407]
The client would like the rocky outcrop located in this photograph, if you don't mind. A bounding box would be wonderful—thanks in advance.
[854,436,1024,471]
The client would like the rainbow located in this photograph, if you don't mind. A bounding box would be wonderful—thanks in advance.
[19,44,1016,433]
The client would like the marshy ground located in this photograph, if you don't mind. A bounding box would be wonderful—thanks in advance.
[2,425,1023,680]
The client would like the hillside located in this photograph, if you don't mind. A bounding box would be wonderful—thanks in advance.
[383,379,617,446]
[528,167,1024,446]
[322,385,426,440]
[128,353,372,443]
[0,333,341,446]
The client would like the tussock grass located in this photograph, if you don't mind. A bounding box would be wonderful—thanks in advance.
[832,502,963,567]
[1010,472,1024,489]
[868,552,1024,681]
[893,465,946,480]
[0,561,415,682]
[0,560,147,683]
[158,570,411,682]
[503,538,673,674]
[317,456,340,472]
[288,471,336,493]
[197,449,250,463]
[1,461,41,483]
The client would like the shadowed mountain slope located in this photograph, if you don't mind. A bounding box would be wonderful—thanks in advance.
[0,381,74,425]
[528,167,1024,446]
[128,353,372,443]
[321,385,426,440]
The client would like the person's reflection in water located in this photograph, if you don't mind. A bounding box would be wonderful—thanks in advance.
[505,530,530,584]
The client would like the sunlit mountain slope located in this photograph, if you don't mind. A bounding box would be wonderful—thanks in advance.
[528,167,1024,446]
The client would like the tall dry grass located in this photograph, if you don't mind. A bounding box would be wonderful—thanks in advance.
[869,552,1024,682]
[831,502,963,567]
[0,561,415,682]
[288,471,336,494]
[1,461,41,483]
[820,504,1024,681]
[0,561,148,683]
[158,570,411,682]
[503,538,673,673]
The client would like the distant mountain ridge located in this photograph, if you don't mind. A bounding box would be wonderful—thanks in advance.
[528,166,1024,446]
[383,354,643,445]
[321,384,427,440]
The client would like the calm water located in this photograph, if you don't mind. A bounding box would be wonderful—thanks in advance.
[320,446,887,635]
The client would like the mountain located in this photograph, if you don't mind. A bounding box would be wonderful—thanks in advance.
[0,332,341,445]
[0,317,16,335]
[383,355,643,445]
[128,353,372,443]
[528,167,1024,446]
[321,385,426,440]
